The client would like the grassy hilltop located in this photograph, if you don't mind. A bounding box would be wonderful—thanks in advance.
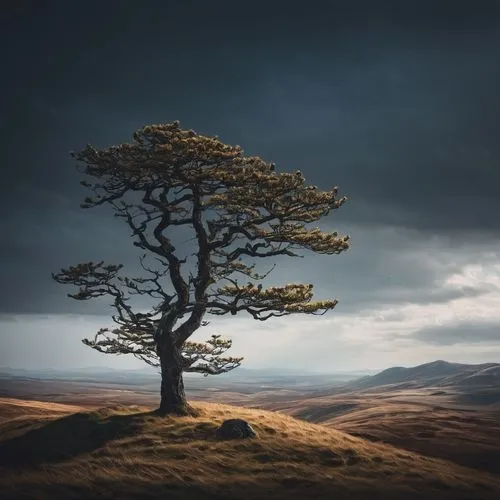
[1,397,499,499]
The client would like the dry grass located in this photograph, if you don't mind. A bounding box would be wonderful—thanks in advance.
[1,398,499,499]
[271,391,500,475]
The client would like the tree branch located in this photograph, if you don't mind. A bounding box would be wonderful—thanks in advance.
[59,121,350,381]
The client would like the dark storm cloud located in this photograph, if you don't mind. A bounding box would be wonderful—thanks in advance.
[249,41,500,233]
[1,0,500,316]
[273,224,499,314]
[413,320,500,345]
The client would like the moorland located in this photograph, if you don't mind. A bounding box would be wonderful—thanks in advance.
[1,360,499,499]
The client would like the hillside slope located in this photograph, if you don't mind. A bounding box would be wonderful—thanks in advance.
[276,393,500,474]
[0,397,499,499]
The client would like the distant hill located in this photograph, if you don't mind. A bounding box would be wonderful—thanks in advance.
[346,360,500,390]
[0,366,373,389]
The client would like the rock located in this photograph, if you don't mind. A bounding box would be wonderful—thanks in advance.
[216,418,257,440]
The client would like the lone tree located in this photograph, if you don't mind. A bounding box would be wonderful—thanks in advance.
[52,122,350,416]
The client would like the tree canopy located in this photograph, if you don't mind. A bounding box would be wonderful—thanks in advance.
[52,121,350,414]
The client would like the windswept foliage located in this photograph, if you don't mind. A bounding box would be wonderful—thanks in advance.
[54,260,243,375]
[52,121,350,414]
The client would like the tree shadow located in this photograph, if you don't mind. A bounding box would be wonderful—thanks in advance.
[0,408,152,469]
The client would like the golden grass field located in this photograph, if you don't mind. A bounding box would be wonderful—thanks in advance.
[268,389,500,475]
[1,397,500,499]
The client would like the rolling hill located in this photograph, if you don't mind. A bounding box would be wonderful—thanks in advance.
[1,397,499,499]
[263,360,500,476]
[346,360,500,390]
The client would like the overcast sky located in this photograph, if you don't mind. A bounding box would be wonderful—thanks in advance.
[2,0,500,373]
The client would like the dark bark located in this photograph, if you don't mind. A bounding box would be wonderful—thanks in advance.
[156,335,196,416]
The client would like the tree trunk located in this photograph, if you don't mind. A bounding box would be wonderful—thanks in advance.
[156,337,196,416]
